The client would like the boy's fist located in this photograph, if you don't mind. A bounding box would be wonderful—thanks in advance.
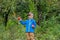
[32,24,34,28]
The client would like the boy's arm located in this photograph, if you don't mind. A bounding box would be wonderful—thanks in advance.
[20,20,26,25]
[32,20,36,28]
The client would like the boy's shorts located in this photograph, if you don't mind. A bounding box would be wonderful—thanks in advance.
[26,33,35,40]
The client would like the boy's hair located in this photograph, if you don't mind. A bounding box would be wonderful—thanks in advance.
[28,12,34,16]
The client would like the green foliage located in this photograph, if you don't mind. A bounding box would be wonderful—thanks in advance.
[0,0,60,40]
[35,16,60,40]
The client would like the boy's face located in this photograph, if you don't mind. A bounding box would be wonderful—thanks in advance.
[28,13,33,19]
[28,15,33,19]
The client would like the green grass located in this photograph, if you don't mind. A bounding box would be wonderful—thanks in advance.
[0,19,60,40]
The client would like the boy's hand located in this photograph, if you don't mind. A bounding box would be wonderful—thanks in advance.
[32,24,34,28]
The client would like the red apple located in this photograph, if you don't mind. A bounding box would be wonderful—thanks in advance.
[18,17,21,20]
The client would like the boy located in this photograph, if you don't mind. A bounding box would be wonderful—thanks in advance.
[18,12,36,40]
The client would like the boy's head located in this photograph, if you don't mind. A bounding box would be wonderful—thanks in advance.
[28,12,34,19]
